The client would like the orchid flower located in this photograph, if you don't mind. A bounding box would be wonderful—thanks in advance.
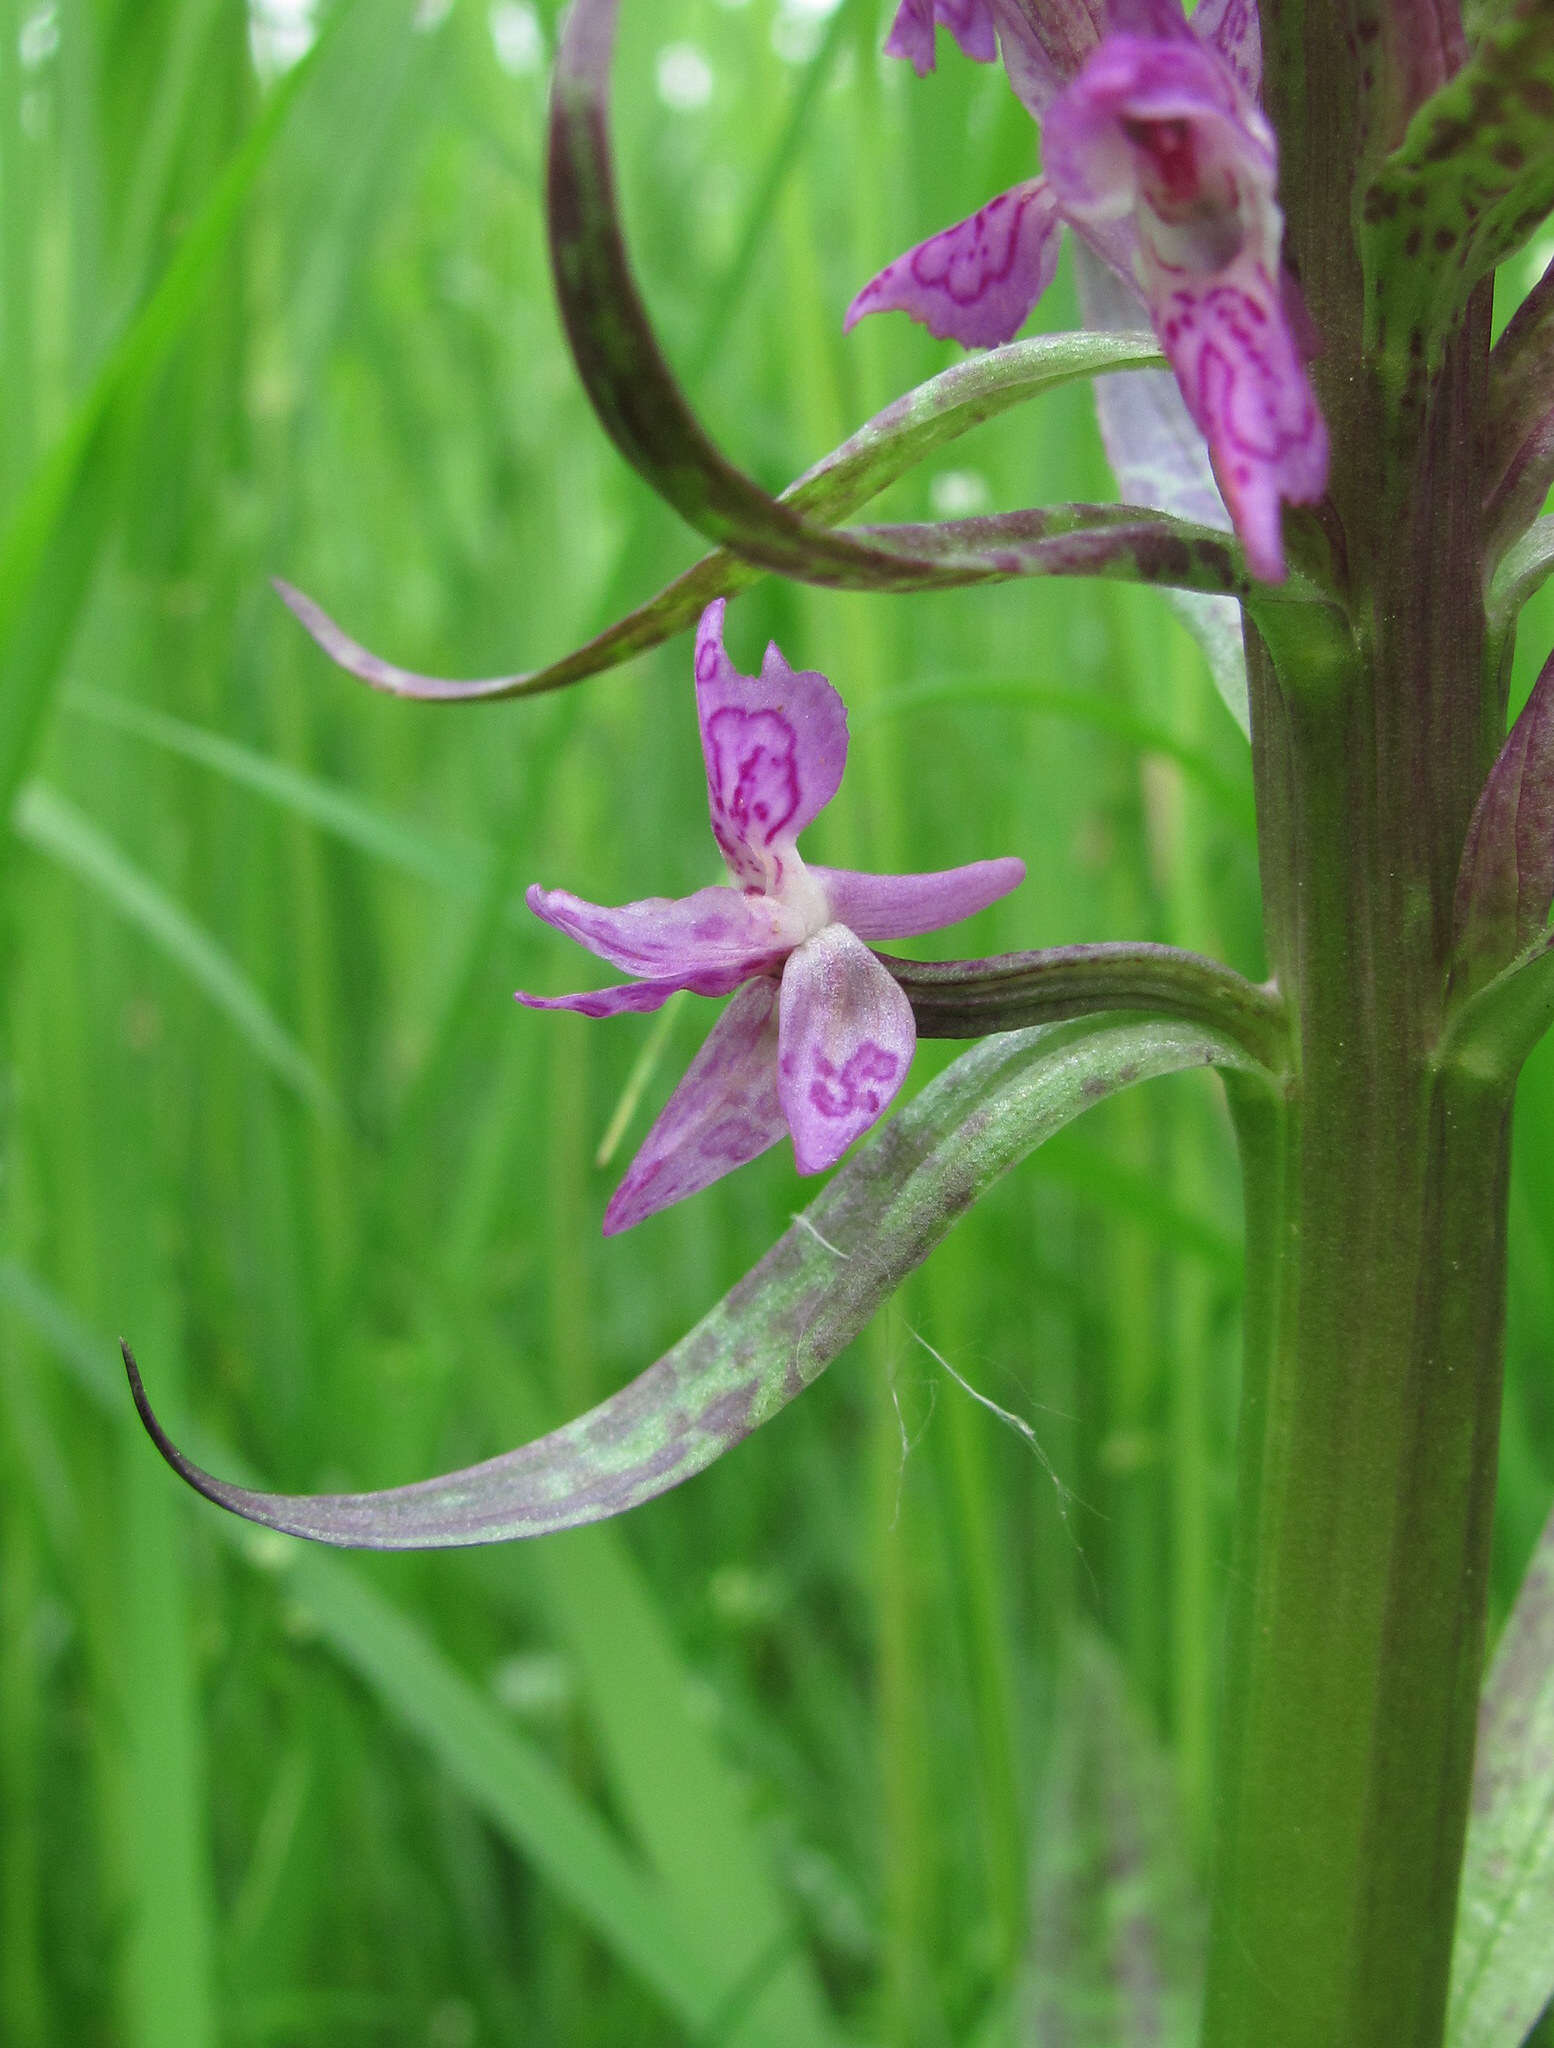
[849,0,1326,582]
[517,601,1025,1233]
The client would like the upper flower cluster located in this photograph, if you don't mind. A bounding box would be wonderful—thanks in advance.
[519,602,1025,1232]
[849,0,1327,583]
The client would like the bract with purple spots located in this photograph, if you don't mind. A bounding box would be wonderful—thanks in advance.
[517,600,1026,1232]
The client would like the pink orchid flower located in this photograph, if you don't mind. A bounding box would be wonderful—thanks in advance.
[849,0,1326,583]
[518,601,1025,1234]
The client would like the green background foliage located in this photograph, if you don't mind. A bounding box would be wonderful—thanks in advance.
[3,0,1553,2041]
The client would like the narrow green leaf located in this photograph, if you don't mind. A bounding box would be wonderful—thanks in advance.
[13,784,336,1116]
[1449,1498,1554,2048]
[0,13,349,833]
[1489,515,1554,641]
[63,686,489,895]
[125,1014,1263,1547]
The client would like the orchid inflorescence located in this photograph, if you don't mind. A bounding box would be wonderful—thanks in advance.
[125,0,1554,2036]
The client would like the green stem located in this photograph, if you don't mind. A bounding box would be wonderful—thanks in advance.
[1204,400,1508,2043]
[1209,1061,1511,2046]
[1195,1,1519,2030]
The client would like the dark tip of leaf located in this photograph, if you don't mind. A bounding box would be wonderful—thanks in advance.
[123,1339,222,1506]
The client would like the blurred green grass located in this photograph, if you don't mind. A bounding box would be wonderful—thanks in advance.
[2,2,1550,2043]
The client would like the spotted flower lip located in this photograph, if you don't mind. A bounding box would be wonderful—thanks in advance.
[854,0,1326,582]
[516,600,1025,1234]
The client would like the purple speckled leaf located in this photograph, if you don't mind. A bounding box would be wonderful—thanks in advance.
[694,600,848,890]
[1452,650,1554,990]
[778,925,917,1174]
[604,976,787,1233]
[845,180,1064,351]
[125,1015,1259,1549]
[1360,0,1554,390]
[1451,1496,1554,2048]
[885,0,998,74]
[812,857,1026,939]
[525,879,798,977]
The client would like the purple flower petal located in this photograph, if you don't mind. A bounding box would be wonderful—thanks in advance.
[515,970,751,1020]
[811,857,1026,939]
[777,926,916,1175]
[1191,0,1261,96]
[1044,30,1326,581]
[844,180,1064,351]
[525,880,796,977]
[604,977,788,1233]
[1153,267,1327,583]
[694,600,849,893]
[885,0,999,74]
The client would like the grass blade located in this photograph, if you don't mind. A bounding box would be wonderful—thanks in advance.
[13,783,336,1116]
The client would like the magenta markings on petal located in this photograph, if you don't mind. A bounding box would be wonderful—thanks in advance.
[526,881,796,977]
[521,601,1024,1227]
[1043,21,1327,580]
[777,925,918,1174]
[845,180,1064,351]
[694,600,847,891]
[1159,271,1328,581]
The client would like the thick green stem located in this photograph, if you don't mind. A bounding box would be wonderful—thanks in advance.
[1203,366,1508,2044]
[1208,1059,1511,2046]
[1192,0,1521,2033]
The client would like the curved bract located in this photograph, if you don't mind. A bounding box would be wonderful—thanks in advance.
[275,329,1165,704]
[545,0,1322,611]
[126,1014,1264,1550]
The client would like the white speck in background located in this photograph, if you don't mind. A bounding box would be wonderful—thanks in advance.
[772,0,842,64]
[248,0,316,79]
[488,0,543,77]
[656,42,715,112]
[18,3,59,71]
[930,469,994,518]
